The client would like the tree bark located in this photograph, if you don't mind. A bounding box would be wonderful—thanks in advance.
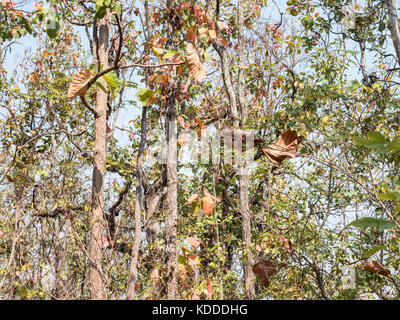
[89,15,109,300]
[385,0,400,64]
[237,0,255,299]
[165,0,178,300]
[126,1,151,300]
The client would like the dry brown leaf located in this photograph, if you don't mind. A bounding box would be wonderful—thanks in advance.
[188,255,201,270]
[362,261,391,277]
[186,43,207,82]
[279,235,292,250]
[208,29,217,42]
[67,69,92,100]
[202,195,214,215]
[185,26,197,44]
[262,129,300,165]
[178,115,186,128]
[187,193,200,204]
[205,278,213,298]
[252,260,277,287]
[188,237,201,248]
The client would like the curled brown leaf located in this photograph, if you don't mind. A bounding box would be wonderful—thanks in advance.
[252,260,277,287]
[186,43,207,82]
[67,69,92,100]
[262,129,301,165]
[362,260,391,277]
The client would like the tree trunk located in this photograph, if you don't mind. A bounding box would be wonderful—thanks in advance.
[89,15,109,300]
[126,1,151,300]
[237,0,255,299]
[165,0,178,300]
[385,0,400,63]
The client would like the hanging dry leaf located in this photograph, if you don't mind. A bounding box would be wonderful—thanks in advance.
[362,261,391,277]
[67,69,92,100]
[178,115,186,128]
[279,235,292,250]
[252,260,277,287]
[188,194,200,204]
[188,237,201,248]
[204,278,213,298]
[202,195,214,215]
[188,255,201,270]
[178,133,187,147]
[208,29,217,42]
[185,26,197,44]
[186,43,207,82]
[262,129,300,165]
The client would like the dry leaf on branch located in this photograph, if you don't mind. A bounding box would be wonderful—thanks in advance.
[202,195,214,215]
[188,237,202,248]
[279,235,292,250]
[67,69,92,100]
[187,194,200,204]
[362,261,391,277]
[252,260,277,287]
[186,43,207,82]
[188,255,201,271]
[204,278,213,298]
[262,129,300,165]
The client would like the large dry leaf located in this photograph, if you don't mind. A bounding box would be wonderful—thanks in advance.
[262,129,300,164]
[202,195,214,215]
[67,69,92,100]
[252,260,277,287]
[186,43,207,82]
[362,260,391,277]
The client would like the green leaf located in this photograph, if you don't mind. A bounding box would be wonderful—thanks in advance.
[103,70,121,98]
[367,131,385,143]
[346,217,397,230]
[354,131,387,149]
[17,286,28,298]
[44,14,60,39]
[95,80,108,94]
[163,49,177,58]
[95,6,107,20]
[362,245,386,259]
[190,201,200,216]
[379,191,400,202]
[385,138,400,151]
[178,255,186,265]
[136,88,152,104]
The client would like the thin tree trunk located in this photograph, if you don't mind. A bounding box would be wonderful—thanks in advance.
[385,0,400,63]
[237,0,255,299]
[126,1,151,300]
[89,15,109,300]
[165,0,178,300]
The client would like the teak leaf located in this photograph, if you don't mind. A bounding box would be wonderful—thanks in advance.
[67,69,92,100]
[186,43,207,82]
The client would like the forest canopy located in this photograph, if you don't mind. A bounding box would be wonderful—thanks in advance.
[0,0,400,300]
